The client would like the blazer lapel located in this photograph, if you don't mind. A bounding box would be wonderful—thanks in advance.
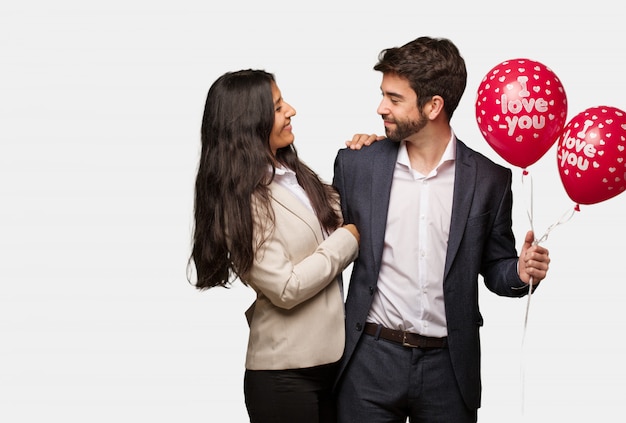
[268,182,324,244]
[444,140,477,280]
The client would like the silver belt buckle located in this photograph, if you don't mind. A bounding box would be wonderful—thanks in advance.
[402,331,419,348]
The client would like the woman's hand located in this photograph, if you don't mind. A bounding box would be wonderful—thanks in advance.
[345,133,384,150]
[342,223,360,244]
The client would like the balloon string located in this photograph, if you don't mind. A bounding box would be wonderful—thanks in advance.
[519,170,577,416]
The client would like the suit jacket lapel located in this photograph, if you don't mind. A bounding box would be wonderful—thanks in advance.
[444,140,477,280]
[370,141,400,271]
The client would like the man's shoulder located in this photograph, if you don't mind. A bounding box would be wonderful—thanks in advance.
[456,138,511,174]
[337,138,397,159]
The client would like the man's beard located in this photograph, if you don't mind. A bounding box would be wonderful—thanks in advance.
[384,110,428,142]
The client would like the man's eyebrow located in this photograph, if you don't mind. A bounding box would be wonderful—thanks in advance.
[382,89,405,99]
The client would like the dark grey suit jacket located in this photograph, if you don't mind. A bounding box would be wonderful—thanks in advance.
[332,138,532,410]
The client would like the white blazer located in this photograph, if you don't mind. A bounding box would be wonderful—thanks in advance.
[242,181,358,370]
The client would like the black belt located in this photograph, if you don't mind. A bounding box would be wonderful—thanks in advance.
[364,322,447,349]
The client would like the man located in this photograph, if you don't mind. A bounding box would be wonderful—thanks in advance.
[333,36,550,422]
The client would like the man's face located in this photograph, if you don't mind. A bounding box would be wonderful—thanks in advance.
[377,73,427,142]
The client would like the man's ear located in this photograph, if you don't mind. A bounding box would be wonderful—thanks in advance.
[425,95,445,120]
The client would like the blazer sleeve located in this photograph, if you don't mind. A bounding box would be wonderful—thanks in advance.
[244,205,359,310]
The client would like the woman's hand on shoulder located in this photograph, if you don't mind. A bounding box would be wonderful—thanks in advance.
[345,133,384,150]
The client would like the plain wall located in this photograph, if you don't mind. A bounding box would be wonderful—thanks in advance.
[2,1,625,422]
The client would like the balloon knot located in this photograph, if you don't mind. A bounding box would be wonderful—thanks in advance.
[522,169,529,176]
[574,204,580,212]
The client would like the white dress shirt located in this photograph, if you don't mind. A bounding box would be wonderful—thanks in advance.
[367,135,456,338]
[272,165,315,213]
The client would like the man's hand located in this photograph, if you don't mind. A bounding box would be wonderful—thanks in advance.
[518,230,550,285]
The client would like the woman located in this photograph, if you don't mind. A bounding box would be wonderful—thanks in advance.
[189,69,360,423]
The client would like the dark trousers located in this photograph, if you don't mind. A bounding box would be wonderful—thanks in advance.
[336,333,477,423]
[244,362,339,423]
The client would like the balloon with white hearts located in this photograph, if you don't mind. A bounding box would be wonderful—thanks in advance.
[557,106,626,205]
[475,58,568,169]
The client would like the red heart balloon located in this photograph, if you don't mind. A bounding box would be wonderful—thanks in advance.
[557,106,626,205]
[475,58,568,169]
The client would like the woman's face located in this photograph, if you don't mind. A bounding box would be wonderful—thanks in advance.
[269,82,296,156]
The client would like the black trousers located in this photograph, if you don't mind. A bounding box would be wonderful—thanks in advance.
[244,362,339,423]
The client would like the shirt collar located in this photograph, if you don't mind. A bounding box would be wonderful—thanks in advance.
[397,131,457,174]
[270,164,294,176]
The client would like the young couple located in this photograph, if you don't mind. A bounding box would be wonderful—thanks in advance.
[189,36,551,423]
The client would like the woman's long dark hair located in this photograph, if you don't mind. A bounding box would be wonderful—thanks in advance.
[189,69,341,290]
